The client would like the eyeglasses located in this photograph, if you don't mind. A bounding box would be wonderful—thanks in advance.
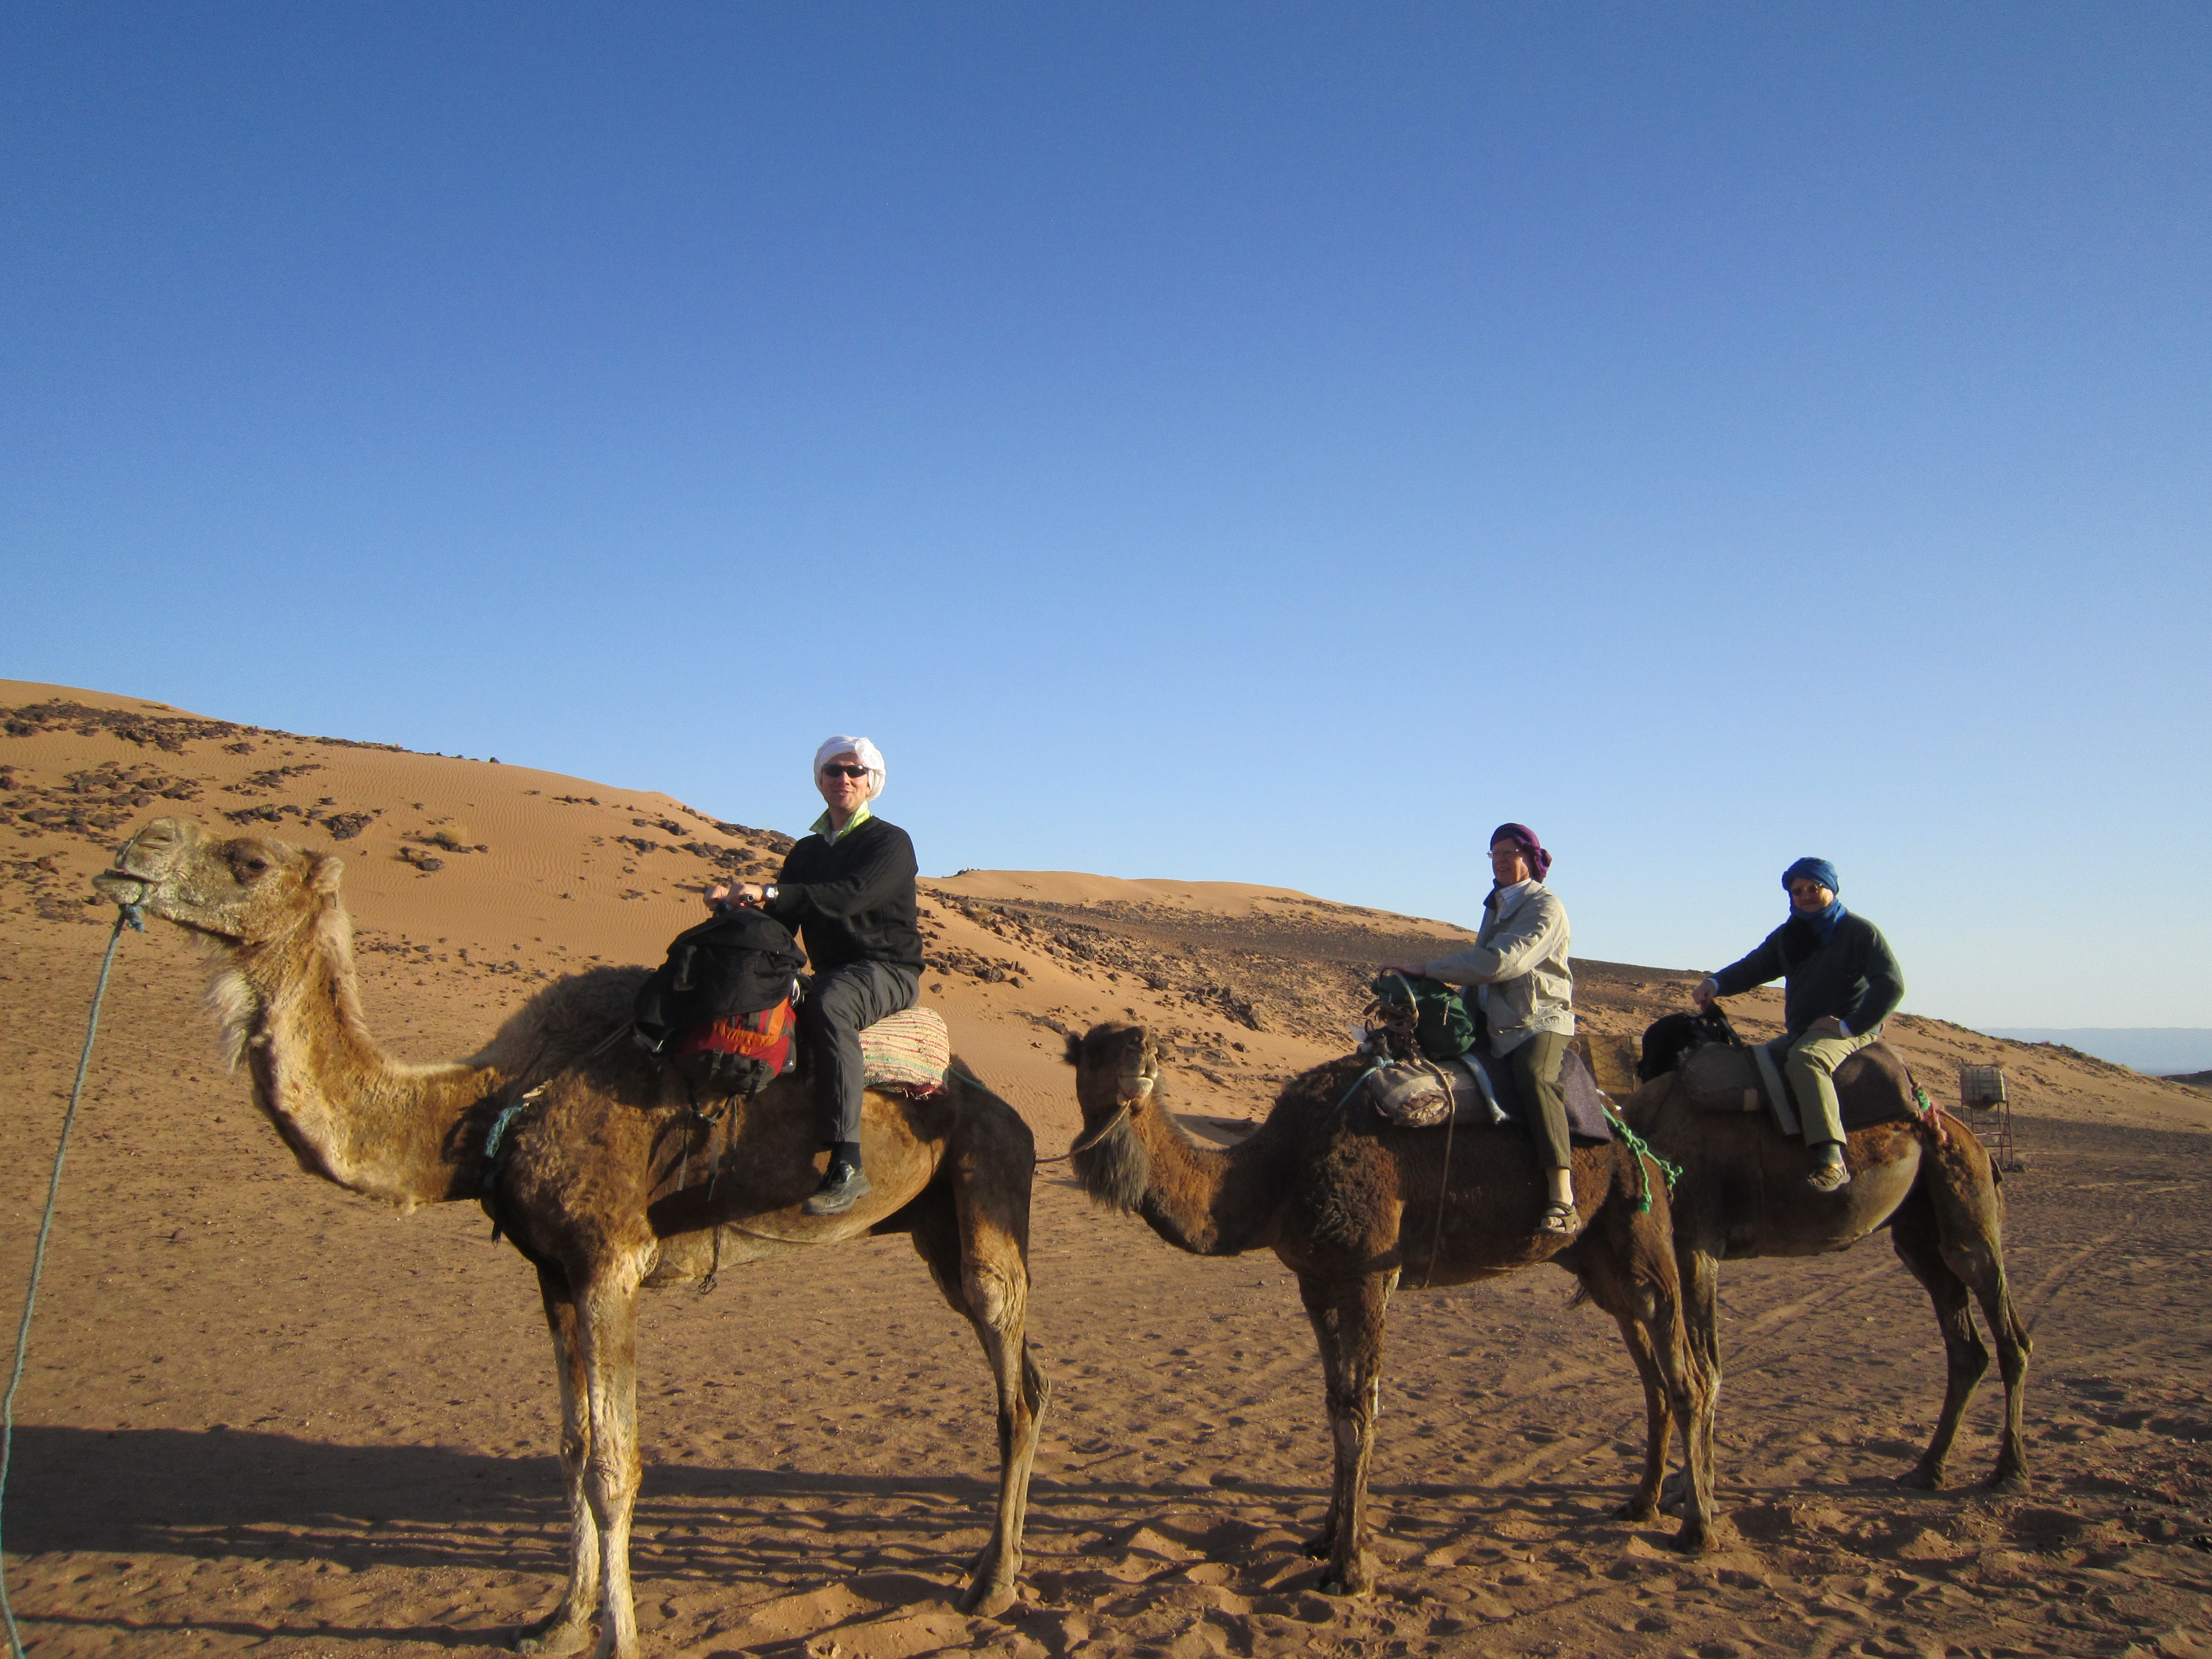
[821,763,871,780]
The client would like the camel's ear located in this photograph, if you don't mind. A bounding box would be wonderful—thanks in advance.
[1062,1031,1084,1067]
[306,855,345,896]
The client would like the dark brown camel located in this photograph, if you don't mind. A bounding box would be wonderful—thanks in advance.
[1065,1021,1716,1599]
[1621,1011,2031,1504]
[95,818,1050,1659]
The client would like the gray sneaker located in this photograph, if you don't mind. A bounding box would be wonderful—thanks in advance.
[802,1160,871,1216]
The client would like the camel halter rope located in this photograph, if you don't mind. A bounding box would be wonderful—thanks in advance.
[0,902,141,1659]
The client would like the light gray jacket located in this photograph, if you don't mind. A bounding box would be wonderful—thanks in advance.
[1420,879,1575,1055]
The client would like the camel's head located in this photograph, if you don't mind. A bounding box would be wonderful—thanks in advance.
[1062,1022,1159,1212]
[94,817,344,945]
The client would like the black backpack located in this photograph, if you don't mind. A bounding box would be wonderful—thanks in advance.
[632,907,809,1055]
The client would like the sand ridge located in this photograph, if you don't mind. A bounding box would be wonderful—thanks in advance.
[3,679,2208,1656]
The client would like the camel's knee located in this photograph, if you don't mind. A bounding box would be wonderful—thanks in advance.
[962,1261,1019,1328]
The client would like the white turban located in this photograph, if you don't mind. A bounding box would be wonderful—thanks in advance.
[814,734,885,801]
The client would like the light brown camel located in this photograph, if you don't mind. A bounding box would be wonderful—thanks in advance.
[1623,1010,2030,1505]
[1064,1021,1716,1600]
[94,818,1049,1659]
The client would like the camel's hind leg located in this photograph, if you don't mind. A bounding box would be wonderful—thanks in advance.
[1915,1134,2033,1491]
[515,1264,602,1657]
[1889,1187,1990,1490]
[910,1171,1050,1619]
[1296,1269,1395,1597]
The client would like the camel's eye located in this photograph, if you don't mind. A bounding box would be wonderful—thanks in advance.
[235,853,271,879]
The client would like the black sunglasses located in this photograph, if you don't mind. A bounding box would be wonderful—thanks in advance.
[821,763,871,779]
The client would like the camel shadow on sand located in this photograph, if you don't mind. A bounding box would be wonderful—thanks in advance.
[6,1426,1026,1576]
[6,1424,1718,1576]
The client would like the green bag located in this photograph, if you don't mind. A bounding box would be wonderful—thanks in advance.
[1368,971,1478,1062]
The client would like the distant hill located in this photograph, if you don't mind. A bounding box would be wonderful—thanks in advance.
[1980,1028,2212,1075]
[6,676,2209,1138]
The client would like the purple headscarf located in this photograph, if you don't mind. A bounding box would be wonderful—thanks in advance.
[1490,822,1551,882]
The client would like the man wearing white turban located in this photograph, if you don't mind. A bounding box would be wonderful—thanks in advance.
[708,735,922,1214]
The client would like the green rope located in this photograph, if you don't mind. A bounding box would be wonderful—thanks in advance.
[1603,1105,1683,1216]
[0,905,140,1658]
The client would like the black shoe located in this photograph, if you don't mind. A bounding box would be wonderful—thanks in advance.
[802,1160,871,1216]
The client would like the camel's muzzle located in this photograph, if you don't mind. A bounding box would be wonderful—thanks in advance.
[92,817,197,908]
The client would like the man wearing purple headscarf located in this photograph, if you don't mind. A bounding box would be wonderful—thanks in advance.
[1386,823,1579,1235]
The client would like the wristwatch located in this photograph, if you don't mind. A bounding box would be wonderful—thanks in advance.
[762,885,780,903]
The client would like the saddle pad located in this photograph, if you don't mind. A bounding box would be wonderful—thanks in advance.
[1680,1038,1918,1135]
[860,1007,951,1095]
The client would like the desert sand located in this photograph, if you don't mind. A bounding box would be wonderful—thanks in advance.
[2,679,2207,1656]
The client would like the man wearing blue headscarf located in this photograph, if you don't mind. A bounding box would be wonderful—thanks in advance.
[1691,859,1905,1192]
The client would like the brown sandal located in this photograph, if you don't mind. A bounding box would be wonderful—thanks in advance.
[1805,1153,1852,1194]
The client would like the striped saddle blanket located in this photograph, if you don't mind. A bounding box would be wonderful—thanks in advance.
[861,1007,952,1095]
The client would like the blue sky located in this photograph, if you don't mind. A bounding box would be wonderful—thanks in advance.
[5,4,2206,1027]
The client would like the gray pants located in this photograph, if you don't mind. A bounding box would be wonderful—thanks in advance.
[799,961,920,1149]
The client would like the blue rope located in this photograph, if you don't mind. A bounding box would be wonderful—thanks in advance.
[0,905,140,1658]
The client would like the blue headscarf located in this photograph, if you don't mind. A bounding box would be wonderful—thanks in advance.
[1782,857,1847,945]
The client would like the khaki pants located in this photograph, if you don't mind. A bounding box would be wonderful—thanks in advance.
[1779,1026,1881,1148]
[1507,1030,1573,1171]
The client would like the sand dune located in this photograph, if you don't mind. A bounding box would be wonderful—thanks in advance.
[3,679,2208,1656]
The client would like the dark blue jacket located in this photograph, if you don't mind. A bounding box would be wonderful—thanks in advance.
[1712,911,1904,1039]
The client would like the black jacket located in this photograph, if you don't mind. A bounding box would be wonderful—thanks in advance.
[765,815,924,975]
[1711,911,1905,1039]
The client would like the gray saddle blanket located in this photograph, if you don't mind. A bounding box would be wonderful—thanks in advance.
[1434,1046,1612,1143]
[1363,1053,1610,1141]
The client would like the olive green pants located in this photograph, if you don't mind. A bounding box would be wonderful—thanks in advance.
[1507,1030,1573,1171]
[1778,1026,1881,1148]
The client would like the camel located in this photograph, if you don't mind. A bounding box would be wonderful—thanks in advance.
[93,818,1049,1659]
[1062,1020,1717,1600]
[1620,1010,2030,1504]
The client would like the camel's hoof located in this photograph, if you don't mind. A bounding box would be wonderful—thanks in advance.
[1301,1533,1334,1561]
[512,1620,593,1657]
[959,1553,1019,1622]
[1897,1464,1944,1492]
[1615,1498,1661,1524]
[1670,1522,1716,1556]
[1986,1465,2031,1496]
[1314,1569,1372,1599]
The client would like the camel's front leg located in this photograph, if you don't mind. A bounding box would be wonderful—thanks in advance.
[1298,1270,1394,1598]
[516,1265,601,1657]
[1561,1247,1674,1524]
[577,1270,646,1659]
[1646,1246,1716,1554]
[1661,1245,1724,1525]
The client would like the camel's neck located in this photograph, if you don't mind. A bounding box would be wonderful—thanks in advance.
[215,903,501,1210]
[1125,1101,1287,1258]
